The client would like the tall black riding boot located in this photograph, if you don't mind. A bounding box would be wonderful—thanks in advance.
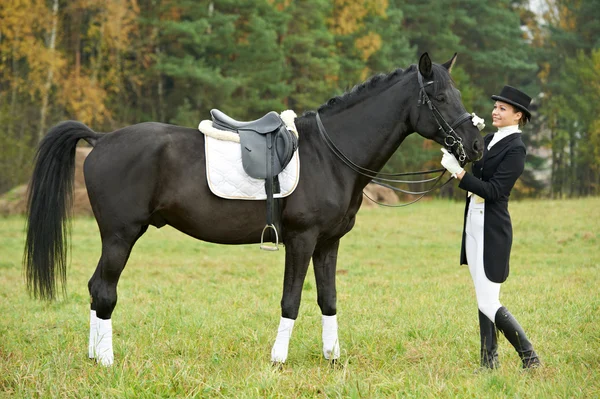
[494,306,541,368]
[479,310,499,369]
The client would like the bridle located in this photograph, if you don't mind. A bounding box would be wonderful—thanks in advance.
[417,70,472,163]
[315,69,473,207]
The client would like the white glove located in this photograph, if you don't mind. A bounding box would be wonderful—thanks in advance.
[441,148,464,178]
[471,112,485,131]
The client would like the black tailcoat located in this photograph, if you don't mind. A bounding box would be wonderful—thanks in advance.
[458,133,526,283]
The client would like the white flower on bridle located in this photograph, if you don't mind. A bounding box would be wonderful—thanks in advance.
[471,113,485,131]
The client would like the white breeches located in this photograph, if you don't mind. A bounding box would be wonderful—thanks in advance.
[465,201,502,322]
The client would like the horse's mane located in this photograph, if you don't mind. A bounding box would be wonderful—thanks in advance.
[306,63,452,117]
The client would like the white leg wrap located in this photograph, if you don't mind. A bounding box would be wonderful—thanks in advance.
[271,317,295,363]
[88,310,98,359]
[322,315,340,360]
[95,318,114,366]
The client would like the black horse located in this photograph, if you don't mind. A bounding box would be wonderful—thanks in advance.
[24,53,483,366]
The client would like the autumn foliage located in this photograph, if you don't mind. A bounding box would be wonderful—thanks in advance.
[0,0,599,197]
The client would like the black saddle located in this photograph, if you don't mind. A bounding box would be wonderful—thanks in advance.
[209,109,299,250]
[211,109,284,134]
[210,109,298,179]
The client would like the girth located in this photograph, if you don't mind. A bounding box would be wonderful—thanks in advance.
[209,109,299,250]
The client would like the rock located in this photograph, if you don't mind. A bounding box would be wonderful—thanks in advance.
[361,183,399,208]
[0,146,93,216]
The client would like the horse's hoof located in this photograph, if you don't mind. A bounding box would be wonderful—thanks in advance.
[271,361,285,370]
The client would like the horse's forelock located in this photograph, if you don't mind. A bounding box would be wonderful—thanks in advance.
[431,63,455,94]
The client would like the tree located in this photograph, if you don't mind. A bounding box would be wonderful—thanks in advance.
[537,0,600,197]
[0,0,65,193]
[280,0,340,113]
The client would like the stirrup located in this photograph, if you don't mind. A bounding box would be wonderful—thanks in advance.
[260,224,279,251]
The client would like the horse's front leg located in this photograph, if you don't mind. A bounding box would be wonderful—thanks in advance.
[271,232,317,364]
[313,239,341,361]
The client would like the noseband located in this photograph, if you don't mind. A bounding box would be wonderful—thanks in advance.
[417,71,471,163]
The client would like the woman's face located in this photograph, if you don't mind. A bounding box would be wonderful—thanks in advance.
[492,101,522,128]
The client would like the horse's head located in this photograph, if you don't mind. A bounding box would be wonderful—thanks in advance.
[410,53,483,164]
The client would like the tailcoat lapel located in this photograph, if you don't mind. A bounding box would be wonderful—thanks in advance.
[485,133,522,161]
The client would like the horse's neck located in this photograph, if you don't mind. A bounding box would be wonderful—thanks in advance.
[317,91,413,180]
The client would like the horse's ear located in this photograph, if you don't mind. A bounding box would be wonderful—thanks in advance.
[442,53,458,73]
[418,53,433,78]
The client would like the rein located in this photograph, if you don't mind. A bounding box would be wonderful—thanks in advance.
[315,112,452,207]
[315,69,472,207]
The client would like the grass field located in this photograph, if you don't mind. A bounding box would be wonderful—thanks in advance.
[1,198,599,398]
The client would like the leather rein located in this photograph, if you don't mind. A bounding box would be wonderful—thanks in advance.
[315,70,472,207]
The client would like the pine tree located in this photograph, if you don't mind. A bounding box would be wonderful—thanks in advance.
[280,0,340,113]
[538,0,600,197]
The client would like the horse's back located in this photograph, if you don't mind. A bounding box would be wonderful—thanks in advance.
[85,122,202,185]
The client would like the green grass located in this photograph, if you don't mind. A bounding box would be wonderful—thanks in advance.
[1,198,599,398]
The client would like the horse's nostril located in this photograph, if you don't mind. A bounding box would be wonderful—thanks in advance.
[473,139,483,153]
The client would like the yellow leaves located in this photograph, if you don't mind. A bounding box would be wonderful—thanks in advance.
[537,62,551,85]
[589,119,600,171]
[329,0,388,35]
[268,0,293,11]
[591,49,600,94]
[328,0,386,72]
[2,0,144,126]
[61,72,111,125]
[0,1,47,54]
[356,31,382,79]
[101,1,140,52]
[162,4,183,22]
[84,1,140,54]
[129,0,140,14]
[586,49,600,171]
[324,74,340,85]
[556,0,580,32]
[355,31,382,61]
[0,0,64,98]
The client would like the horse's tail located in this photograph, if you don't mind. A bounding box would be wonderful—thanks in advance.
[24,121,102,300]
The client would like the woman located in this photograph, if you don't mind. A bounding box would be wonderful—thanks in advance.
[440,85,541,369]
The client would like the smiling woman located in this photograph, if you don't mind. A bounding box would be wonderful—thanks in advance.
[440,85,541,370]
[491,85,532,128]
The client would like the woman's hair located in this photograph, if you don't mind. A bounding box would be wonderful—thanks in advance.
[518,113,528,127]
[508,104,528,127]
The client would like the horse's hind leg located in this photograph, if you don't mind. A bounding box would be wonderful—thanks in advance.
[313,239,341,361]
[88,225,147,366]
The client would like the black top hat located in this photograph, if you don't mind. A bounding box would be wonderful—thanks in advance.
[491,85,532,121]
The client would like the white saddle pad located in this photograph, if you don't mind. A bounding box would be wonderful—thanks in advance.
[201,112,300,200]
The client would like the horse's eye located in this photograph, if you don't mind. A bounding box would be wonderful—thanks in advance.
[436,94,446,102]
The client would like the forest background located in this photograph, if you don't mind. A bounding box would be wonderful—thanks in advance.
[1,0,599,199]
